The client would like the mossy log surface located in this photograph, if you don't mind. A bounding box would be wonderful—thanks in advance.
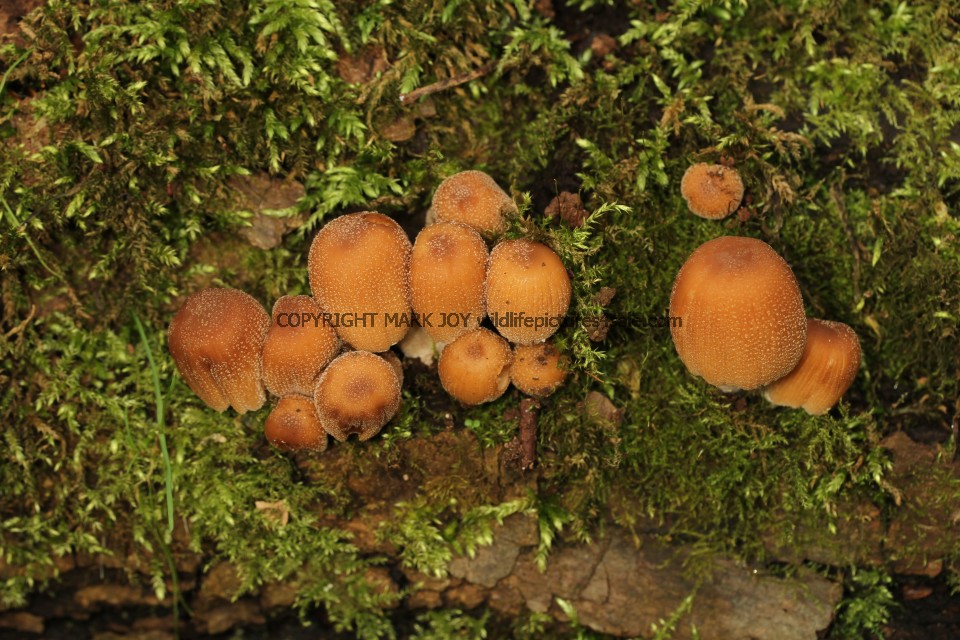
[2,1,959,638]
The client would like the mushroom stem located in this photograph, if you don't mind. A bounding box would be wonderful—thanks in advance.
[519,397,539,471]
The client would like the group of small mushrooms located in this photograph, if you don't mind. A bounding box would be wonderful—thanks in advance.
[168,171,571,452]
[672,163,862,414]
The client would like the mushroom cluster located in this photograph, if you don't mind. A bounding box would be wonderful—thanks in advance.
[168,171,572,452]
[671,164,861,414]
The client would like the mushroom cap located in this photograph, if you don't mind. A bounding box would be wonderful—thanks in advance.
[486,239,571,345]
[410,221,488,343]
[438,328,513,405]
[308,212,413,352]
[511,341,568,398]
[313,351,402,442]
[167,288,270,413]
[265,395,328,452]
[431,170,518,236]
[763,318,861,415]
[262,296,340,397]
[680,163,744,220]
[669,236,807,391]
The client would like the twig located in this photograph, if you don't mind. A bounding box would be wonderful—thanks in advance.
[399,60,496,105]
[519,398,539,471]
[3,304,36,339]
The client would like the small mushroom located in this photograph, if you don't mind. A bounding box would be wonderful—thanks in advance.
[410,221,488,343]
[511,341,568,398]
[308,212,412,352]
[486,239,571,345]
[430,170,518,236]
[313,351,402,442]
[763,318,861,415]
[262,295,340,397]
[680,163,744,220]
[669,236,807,391]
[168,288,270,413]
[438,328,512,405]
[265,395,328,452]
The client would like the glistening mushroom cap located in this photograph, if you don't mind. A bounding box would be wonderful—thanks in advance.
[511,341,568,398]
[680,163,744,220]
[168,288,270,413]
[308,212,412,352]
[265,395,328,452]
[763,318,861,415]
[262,296,340,397]
[486,239,571,345]
[438,328,512,405]
[313,351,402,442]
[431,170,518,236]
[410,221,488,343]
[669,236,807,391]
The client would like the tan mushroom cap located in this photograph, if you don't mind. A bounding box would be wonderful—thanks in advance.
[764,319,861,415]
[410,222,488,343]
[168,288,270,413]
[313,351,402,442]
[669,236,807,391]
[438,328,513,405]
[431,170,518,236]
[486,239,571,345]
[680,163,744,220]
[308,212,412,352]
[265,395,328,452]
[262,296,340,397]
[511,341,568,398]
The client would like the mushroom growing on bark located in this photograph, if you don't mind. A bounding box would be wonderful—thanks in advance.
[265,395,328,452]
[511,341,567,398]
[669,236,807,391]
[430,170,517,236]
[681,163,744,220]
[486,239,571,345]
[308,212,412,352]
[261,295,340,397]
[410,221,488,343]
[168,288,270,413]
[764,318,861,415]
[313,351,402,442]
[438,328,513,405]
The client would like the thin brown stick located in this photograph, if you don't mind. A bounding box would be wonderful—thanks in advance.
[399,61,496,105]
[4,304,36,339]
[519,398,539,471]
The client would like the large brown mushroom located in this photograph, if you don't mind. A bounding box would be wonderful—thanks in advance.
[168,288,270,413]
[261,295,340,397]
[764,318,861,415]
[308,212,412,352]
[410,221,488,344]
[486,239,571,345]
[438,328,513,405]
[680,163,744,220]
[313,351,402,442]
[265,395,328,452]
[669,236,807,391]
[430,170,518,236]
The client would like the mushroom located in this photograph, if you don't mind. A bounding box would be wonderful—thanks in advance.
[437,328,512,405]
[261,295,340,397]
[265,395,328,452]
[511,341,568,398]
[763,318,861,415]
[486,239,571,345]
[308,212,412,352]
[669,236,807,391]
[430,170,518,236]
[410,221,488,343]
[168,288,270,413]
[313,351,402,441]
[680,163,744,220]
